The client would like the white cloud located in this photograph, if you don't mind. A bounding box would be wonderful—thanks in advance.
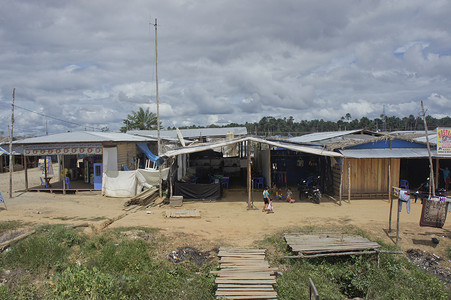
[1,0,451,136]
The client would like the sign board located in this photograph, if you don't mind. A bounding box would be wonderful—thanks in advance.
[38,156,54,176]
[437,128,451,154]
[24,143,103,156]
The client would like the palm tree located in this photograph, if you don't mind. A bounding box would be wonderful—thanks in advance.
[120,107,159,132]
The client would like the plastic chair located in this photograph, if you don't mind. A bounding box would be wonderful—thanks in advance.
[252,177,264,189]
[64,177,71,189]
[220,177,229,189]
[40,177,48,188]
[399,179,409,190]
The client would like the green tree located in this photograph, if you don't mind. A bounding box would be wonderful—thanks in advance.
[120,107,159,132]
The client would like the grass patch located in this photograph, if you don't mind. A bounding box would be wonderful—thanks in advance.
[82,216,108,222]
[0,221,25,235]
[257,225,450,300]
[1,224,449,299]
[52,216,75,221]
[0,225,216,299]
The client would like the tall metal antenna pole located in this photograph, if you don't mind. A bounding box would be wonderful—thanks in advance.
[154,18,162,198]
[9,88,15,199]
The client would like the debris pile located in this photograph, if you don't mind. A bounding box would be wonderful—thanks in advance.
[168,247,218,267]
[406,249,451,286]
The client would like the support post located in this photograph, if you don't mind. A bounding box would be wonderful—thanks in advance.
[9,88,15,198]
[435,158,439,189]
[388,159,393,232]
[247,140,252,209]
[339,162,343,205]
[396,199,400,245]
[347,160,351,202]
[421,101,435,196]
[24,156,28,191]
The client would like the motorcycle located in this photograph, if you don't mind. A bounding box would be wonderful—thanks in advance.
[298,175,322,204]
[412,178,447,203]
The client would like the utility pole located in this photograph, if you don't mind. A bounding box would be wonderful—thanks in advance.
[154,18,162,198]
[421,101,435,196]
[9,88,15,198]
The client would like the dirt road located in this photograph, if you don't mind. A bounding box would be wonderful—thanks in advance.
[1,167,450,262]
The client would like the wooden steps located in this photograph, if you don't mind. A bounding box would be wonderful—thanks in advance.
[213,247,278,299]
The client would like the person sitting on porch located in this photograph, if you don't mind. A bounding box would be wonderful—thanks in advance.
[286,188,295,203]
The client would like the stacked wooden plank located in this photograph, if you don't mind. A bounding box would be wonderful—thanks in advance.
[213,248,278,299]
[284,233,380,258]
[124,188,158,207]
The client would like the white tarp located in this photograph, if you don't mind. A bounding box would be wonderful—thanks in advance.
[103,147,118,172]
[137,168,169,186]
[102,167,170,197]
[103,171,137,197]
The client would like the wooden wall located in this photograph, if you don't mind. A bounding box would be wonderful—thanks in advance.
[116,142,137,170]
[332,158,400,198]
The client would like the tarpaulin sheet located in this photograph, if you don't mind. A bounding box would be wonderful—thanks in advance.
[174,181,221,200]
[137,168,169,186]
[102,171,137,197]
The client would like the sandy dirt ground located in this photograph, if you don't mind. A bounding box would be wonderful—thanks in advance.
[1,166,450,264]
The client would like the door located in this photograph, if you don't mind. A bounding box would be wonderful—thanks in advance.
[93,163,103,190]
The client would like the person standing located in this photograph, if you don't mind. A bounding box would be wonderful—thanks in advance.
[262,186,270,211]
[440,167,450,190]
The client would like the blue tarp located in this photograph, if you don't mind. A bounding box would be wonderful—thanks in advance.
[0,146,9,156]
[137,143,161,166]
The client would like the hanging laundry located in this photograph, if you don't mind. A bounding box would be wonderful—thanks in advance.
[398,189,411,214]
[420,197,448,228]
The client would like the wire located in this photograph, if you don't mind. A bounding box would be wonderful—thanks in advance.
[0,100,100,131]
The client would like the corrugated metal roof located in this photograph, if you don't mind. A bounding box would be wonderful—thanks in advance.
[14,131,153,145]
[0,145,23,155]
[412,134,437,145]
[287,130,374,143]
[128,127,247,139]
[339,148,451,158]
[163,136,342,157]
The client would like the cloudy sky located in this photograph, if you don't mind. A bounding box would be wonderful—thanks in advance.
[1,0,451,136]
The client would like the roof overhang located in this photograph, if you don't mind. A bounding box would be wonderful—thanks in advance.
[163,136,342,158]
[339,148,451,159]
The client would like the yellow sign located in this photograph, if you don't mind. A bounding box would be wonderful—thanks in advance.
[437,128,451,154]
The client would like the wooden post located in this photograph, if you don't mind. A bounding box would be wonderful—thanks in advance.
[421,101,435,196]
[388,159,393,232]
[247,140,252,209]
[347,160,351,202]
[24,156,28,191]
[339,160,344,205]
[9,88,15,198]
[435,158,439,189]
[396,199,400,245]
[62,155,66,194]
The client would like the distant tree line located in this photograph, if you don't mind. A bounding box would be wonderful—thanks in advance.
[170,114,451,136]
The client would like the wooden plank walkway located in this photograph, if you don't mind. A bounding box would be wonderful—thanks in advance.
[213,248,278,299]
[284,233,380,258]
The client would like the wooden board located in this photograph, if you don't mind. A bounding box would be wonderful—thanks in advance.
[214,247,278,299]
[285,233,380,257]
[165,209,200,218]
